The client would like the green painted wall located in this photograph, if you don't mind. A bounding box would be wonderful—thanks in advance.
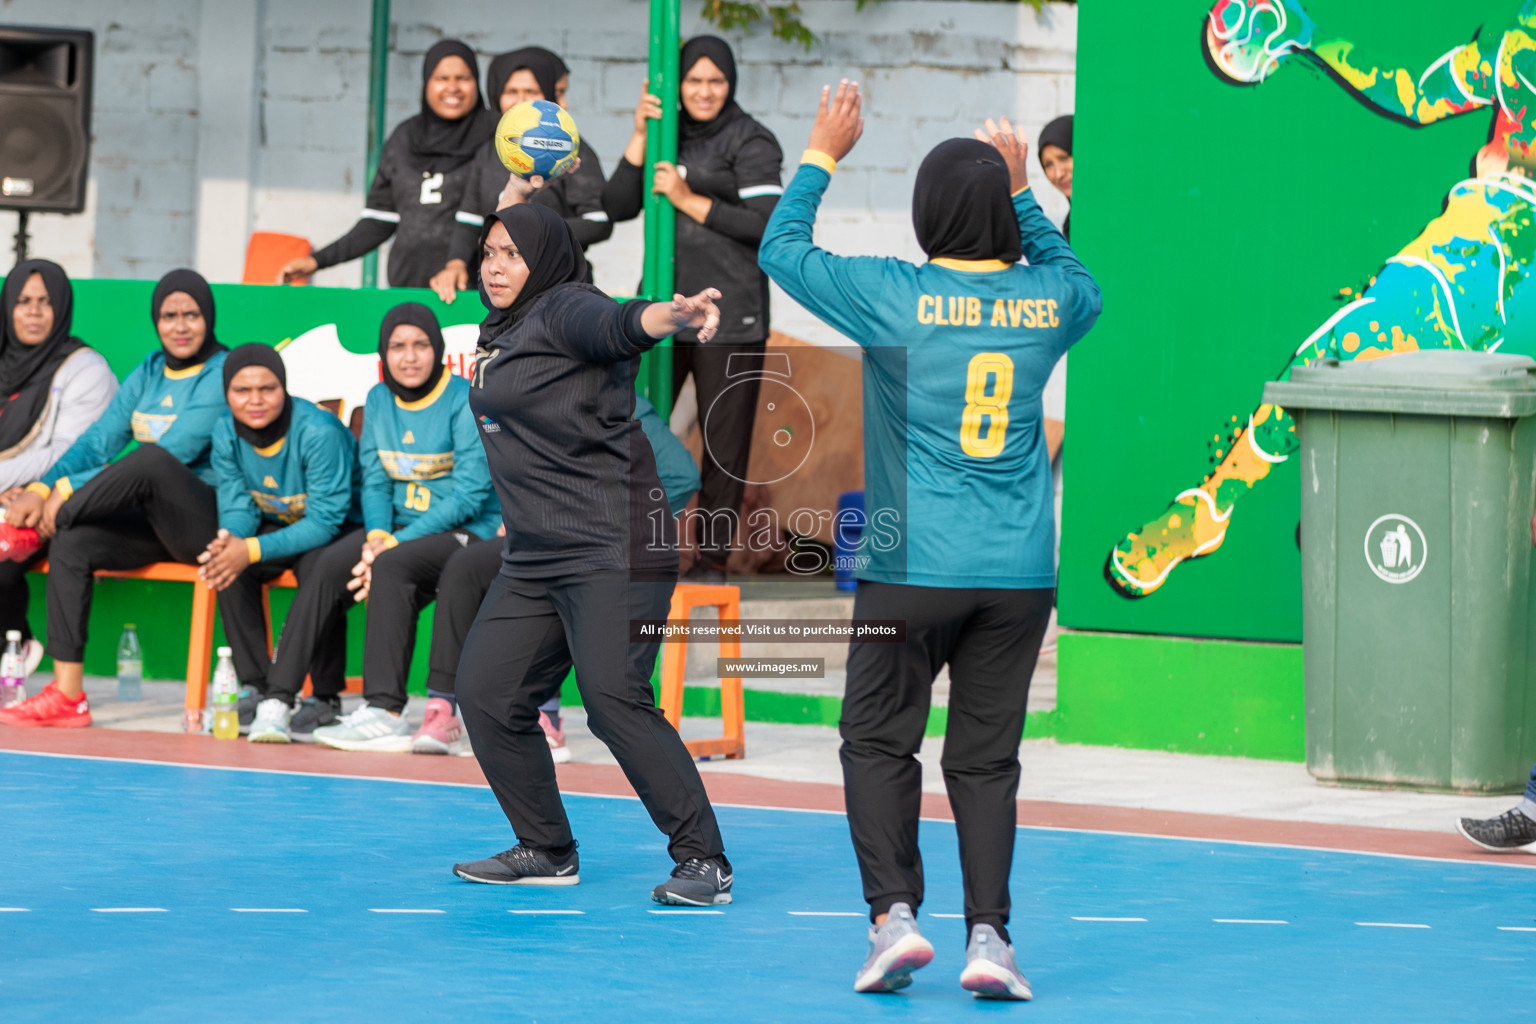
[1065,0,1506,642]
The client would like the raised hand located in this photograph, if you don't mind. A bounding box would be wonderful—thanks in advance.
[671,288,723,343]
[973,117,1029,194]
[806,80,864,163]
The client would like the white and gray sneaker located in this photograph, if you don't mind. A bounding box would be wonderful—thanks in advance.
[854,902,934,993]
[247,698,292,744]
[959,923,1032,1000]
[313,704,413,752]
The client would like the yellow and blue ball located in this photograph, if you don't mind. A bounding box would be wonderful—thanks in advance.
[495,100,580,180]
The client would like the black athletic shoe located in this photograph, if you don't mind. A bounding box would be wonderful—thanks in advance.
[1457,807,1536,852]
[453,842,580,885]
[236,686,264,736]
[288,696,341,743]
[651,855,732,905]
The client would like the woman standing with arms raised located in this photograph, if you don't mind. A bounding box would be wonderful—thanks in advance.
[602,36,782,580]
[279,41,496,288]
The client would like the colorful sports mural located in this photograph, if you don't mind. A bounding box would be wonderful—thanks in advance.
[1106,0,1536,597]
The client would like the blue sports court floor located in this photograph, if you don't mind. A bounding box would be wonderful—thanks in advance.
[1,749,1532,1022]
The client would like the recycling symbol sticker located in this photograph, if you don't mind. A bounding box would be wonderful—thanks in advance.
[1364,514,1427,585]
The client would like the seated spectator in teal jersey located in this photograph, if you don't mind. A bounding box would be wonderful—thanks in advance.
[385,392,697,760]
[758,85,1100,999]
[0,268,229,730]
[195,344,361,743]
[276,302,500,753]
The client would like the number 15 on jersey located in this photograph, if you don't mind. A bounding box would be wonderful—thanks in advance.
[960,353,1014,458]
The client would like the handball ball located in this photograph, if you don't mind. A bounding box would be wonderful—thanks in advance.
[495,100,580,179]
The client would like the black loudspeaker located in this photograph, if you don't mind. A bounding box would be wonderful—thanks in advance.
[0,26,93,214]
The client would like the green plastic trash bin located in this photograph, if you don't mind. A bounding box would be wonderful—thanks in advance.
[1264,350,1536,793]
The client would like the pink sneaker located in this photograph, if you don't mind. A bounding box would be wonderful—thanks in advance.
[411,697,462,755]
[540,710,571,764]
[0,522,41,563]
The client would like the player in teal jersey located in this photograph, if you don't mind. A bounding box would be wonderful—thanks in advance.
[300,302,503,752]
[760,83,1100,1001]
[196,345,363,742]
[0,269,230,728]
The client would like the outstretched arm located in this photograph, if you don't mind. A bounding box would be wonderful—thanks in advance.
[1206,0,1493,124]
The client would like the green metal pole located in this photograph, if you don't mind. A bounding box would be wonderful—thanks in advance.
[360,0,391,289]
[640,0,680,417]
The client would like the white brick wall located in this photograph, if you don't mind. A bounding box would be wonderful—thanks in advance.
[1,0,1075,341]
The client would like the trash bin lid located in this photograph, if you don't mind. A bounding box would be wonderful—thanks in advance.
[1262,350,1536,417]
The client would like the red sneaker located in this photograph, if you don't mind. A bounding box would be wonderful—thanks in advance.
[0,681,91,728]
[0,522,41,563]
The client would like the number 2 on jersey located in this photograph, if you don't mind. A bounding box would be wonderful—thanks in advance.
[405,482,432,511]
[960,353,1014,458]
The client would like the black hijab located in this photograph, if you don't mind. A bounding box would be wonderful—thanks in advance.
[478,204,587,341]
[222,343,292,449]
[378,302,446,403]
[0,260,85,451]
[1038,115,1073,240]
[151,268,227,372]
[912,139,1022,263]
[487,46,568,109]
[678,35,743,143]
[407,40,497,173]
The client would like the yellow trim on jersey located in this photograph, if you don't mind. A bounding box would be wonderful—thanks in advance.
[394,371,451,411]
[930,258,1014,273]
[163,363,206,380]
[800,149,837,174]
[254,437,287,457]
[246,537,262,563]
[1011,184,1030,197]
[25,482,50,499]
[55,478,74,502]
[367,529,400,549]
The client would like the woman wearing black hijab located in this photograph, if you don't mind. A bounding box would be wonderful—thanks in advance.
[279,40,497,288]
[431,45,612,302]
[602,35,784,580]
[450,200,734,907]
[1037,114,1073,241]
[0,269,230,729]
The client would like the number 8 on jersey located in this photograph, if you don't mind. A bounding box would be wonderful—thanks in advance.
[960,352,1014,458]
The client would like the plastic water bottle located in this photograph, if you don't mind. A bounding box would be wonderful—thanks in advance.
[212,647,239,739]
[0,630,25,709]
[116,625,143,702]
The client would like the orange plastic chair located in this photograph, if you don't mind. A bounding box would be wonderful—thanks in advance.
[242,232,312,285]
[658,583,745,760]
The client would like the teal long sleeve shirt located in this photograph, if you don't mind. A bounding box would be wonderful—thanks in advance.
[359,374,501,544]
[42,349,229,496]
[635,394,700,517]
[759,159,1101,588]
[211,398,362,563]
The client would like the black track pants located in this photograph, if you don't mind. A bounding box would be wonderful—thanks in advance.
[673,339,763,564]
[839,581,1053,944]
[360,530,476,713]
[425,537,503,696]
[44,446,219,662]
[217,526,356,698]
[456,570,724,862]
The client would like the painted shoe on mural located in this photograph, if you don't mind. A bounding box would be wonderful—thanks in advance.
[0,681,91,728]
[1205,0,1316,84]
[1106,487,1232,599]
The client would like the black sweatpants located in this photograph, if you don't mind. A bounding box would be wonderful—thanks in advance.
[43,446,220,662]
[456,570,723,862]
[361,529,478,713]
[0,548,46,644]
[425,536,503,697]
[217,526,355,699]
[840,581,1053,945]
[673,338,763,564]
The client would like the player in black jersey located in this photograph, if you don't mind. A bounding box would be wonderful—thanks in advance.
[279,40,496,289]
[430,45,611,302]
[450,200,732,906]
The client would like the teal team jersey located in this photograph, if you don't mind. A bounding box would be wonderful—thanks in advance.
[760,160,1101,588]
[359,373,501,544]
[211,398,362,563]
[43,349,230,494]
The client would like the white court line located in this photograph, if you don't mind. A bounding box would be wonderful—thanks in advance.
[1498,926,1536,932]
[509,910,585,915]
[369,909,445,914]
[231,908,308,913]
[1072,917,1147,922]
[788,911,864,917]
[930,914,965,919]
[92,908,166,913]
[1214,919,1288,925]
[0,908,30,912]
[648,909,725,915]
[1356,922,1430,929]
